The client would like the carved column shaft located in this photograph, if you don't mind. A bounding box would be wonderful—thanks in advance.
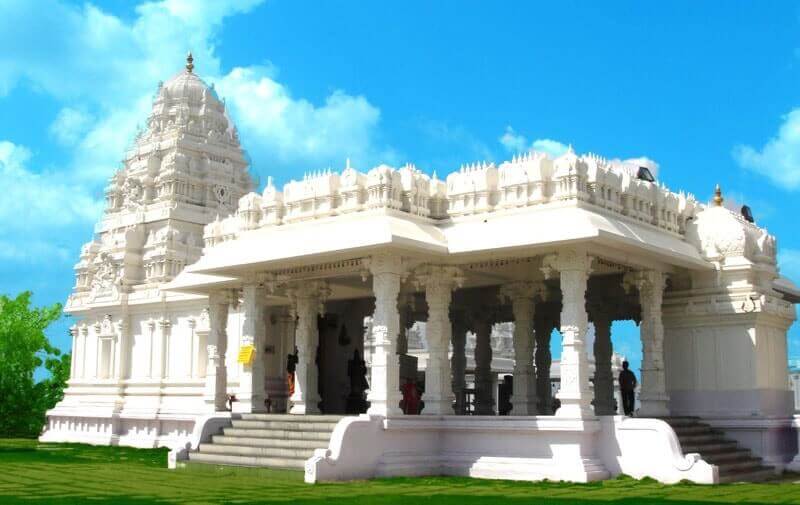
[397,294,414,356]
[451,311,468,415]
[473,317,495,415]
[366,255,403,416]
[503,282,540,415]
[418,265,462,415]
[591,310,615,415]
[69,326,78,380]
[535,312,554,414]
[288,282,327,415]
[262,306,286,412]
[237,284,267,413]
[205,291,230,412]
[544,250,594,418]
[276,308,295,413]
[636,271,669,417]
[157,318,171,380]
[114,316,131,381]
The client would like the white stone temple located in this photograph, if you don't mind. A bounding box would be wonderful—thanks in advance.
[41,55,800,484]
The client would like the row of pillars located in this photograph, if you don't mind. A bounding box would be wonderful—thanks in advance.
[202,249,669,418]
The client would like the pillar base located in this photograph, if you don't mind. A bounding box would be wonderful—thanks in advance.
[556,400,595,419]
[289,402,321,415]
[639,395,669,418]
[422,399,452,415]
[510,400,536,416]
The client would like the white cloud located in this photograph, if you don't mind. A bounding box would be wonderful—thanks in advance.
[217,66,394,173]
[498,126,569,158]
[734,108,800,189]
[50,107,94,146]
[499,126,528,153]
[0,0,395,187]
[0,140,104,264]
[531,138,569,158]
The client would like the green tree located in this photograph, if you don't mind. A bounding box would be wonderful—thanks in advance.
[0,292,65,437]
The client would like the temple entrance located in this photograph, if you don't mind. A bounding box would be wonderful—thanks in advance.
[315,299,373,415]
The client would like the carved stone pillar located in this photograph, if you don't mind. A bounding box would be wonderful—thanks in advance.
[205,291,231,412]
[157,318,171,379]
[590,304,615,415]
[416,265,464,415]
[262,307,286,413]
[543,249,594,418]
[626,270,669,417]
[237,283,267,413]
[366,254,403,417]
[473,317,495,415]
[69,326,78,380]
[397,293,414,356]
[287,281,329,415]
[113,316,131,381]
[276,308,295,413]
[501,282,542,415]
[80,326,89,379]
[450,309,468,415]
[534,310,555,414]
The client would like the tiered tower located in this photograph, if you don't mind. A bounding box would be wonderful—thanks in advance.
[43,55,253,448]
[69,53,253,308]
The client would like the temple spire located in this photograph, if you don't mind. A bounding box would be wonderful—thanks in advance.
[186,52,194,73]
[713,183,723,207]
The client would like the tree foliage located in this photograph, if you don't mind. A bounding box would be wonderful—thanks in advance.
[0,292,67,437]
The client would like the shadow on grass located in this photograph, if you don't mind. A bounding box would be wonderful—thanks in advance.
[2,439,799,505]
[0,438,168,466]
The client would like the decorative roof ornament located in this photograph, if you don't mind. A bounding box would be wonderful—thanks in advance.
[713,183,723,207]
[186,52,194,73]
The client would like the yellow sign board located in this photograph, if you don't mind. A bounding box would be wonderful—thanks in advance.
[237,345,255,365]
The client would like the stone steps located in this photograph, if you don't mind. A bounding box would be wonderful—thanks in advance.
[700,448,752,464]
[187,414,345,470]
[199,443,316,459]
[660,417,775,483]
[189,451,306,469]
[230,419,340,431]
[221,427,332,441]
[718,468,776,484]
[211,435,323,449]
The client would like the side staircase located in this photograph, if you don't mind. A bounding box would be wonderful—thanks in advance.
[188,414,344,470]
[661,416,775,483]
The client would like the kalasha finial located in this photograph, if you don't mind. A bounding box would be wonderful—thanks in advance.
[186,52,194,73]
[713,183,723,206]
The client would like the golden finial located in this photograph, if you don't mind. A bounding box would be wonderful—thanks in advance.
[186,52,194,73]
[713,183,723,207]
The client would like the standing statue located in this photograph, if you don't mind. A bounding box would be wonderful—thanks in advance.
[346,349,369,414]
[286,347,298,397]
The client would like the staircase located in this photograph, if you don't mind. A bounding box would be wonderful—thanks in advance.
[188,414,345,470]
[661,417,775,483]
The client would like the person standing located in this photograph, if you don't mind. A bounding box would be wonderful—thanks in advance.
[618,361,637,416]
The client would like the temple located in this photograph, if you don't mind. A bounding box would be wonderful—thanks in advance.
[41,55,800,484]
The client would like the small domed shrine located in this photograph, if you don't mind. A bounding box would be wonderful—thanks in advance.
[41,55,800,486]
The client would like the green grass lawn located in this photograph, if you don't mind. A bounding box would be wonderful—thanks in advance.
[1,439,799,505]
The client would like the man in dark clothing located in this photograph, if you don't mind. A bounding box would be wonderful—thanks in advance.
[618,361,637,416]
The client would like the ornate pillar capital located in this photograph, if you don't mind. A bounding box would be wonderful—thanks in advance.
[623,270,667,296]
[363,253,406,278]
[499,280,545,304]
[286,280,331,317]
[413,264,465,292]
[541,248,593,279]
[209,288,237,306]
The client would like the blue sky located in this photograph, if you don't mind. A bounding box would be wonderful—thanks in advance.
[1,0,800,376]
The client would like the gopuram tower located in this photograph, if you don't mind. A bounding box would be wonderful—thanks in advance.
[42,54,253,447]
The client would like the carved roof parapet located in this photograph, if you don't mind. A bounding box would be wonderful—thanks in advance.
[686,203,777,268]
